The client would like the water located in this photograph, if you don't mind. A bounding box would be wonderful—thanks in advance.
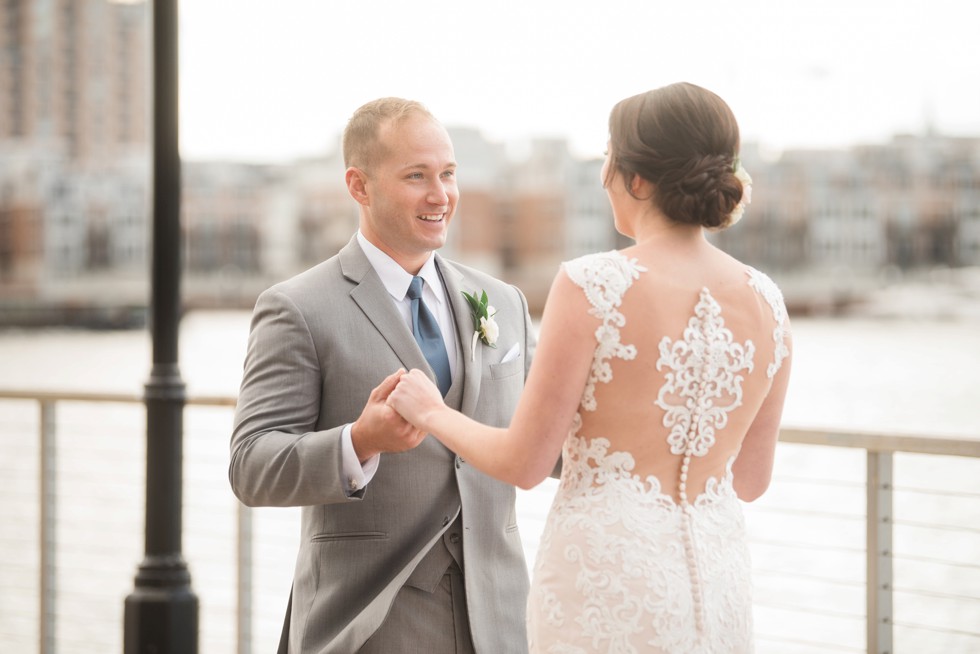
[1,311,977,436]
[1,311,978,652]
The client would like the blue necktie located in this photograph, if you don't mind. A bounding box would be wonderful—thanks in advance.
[406,276,452,396]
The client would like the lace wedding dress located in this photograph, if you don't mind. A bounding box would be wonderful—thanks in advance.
[527,251,790,654]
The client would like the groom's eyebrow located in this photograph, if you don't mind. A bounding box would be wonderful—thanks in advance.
[401,161,458,172]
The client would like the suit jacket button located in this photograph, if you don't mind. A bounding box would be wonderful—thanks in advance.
[449,533,461,544]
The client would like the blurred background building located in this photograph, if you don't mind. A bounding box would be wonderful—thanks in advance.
[2,0,980,326]
[0,0,148,325]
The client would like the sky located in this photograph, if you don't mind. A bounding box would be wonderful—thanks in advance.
[177,0,980,163]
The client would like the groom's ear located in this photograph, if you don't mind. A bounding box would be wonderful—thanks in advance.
[345,167,370,206]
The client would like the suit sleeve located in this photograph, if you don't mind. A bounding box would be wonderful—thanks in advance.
[229,287,355,507]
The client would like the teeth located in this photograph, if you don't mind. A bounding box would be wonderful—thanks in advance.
[418,214,443,222]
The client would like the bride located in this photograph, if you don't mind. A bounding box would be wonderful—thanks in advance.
[388,82,792,653]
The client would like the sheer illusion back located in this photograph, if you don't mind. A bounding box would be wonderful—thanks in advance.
[527,250,789,654]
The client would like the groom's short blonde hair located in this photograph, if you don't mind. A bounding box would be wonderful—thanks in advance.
[342,97,437,170]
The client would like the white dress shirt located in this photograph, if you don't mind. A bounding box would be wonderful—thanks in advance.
[340,231,460,493]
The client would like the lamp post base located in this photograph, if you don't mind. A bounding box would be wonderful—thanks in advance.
[124,558,198,654]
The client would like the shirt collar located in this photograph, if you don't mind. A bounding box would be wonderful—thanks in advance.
[356,231,445,305]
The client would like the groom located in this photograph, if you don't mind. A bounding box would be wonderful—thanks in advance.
[230,98,535,653]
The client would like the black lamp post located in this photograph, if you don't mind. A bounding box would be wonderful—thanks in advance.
[123,0,199,651]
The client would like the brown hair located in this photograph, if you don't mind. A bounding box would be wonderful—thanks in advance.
[605,83,744,229]
[342,97,436,169]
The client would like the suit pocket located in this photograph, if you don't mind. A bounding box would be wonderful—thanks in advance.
[311,531,388,542]
[488,356,523,380]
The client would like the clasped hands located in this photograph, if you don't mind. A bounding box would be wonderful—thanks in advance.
[350,368,445,461]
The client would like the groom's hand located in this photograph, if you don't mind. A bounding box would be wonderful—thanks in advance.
[351,369,426,463]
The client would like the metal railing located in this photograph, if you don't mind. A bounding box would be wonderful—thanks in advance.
[1,390,978,654]
[750,428,980,653]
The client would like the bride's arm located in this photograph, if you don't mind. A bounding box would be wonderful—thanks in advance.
[388,270,596,489]
[733,321,793,501]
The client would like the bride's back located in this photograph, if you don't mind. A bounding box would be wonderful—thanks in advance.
[526,83,792,653]
[569,242,788,504]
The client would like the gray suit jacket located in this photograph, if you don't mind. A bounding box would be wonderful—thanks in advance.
[230,236,535,653]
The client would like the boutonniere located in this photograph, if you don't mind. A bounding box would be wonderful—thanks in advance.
[462,289,498,360]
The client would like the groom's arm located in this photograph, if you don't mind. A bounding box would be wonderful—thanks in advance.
[229,286,352,507]
[230,287,422,507]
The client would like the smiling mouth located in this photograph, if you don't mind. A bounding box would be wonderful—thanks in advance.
[417,214,444,222]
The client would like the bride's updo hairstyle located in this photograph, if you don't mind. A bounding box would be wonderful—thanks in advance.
[606,82,745,229]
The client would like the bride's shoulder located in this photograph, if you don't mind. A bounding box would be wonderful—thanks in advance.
[561,249,647,290]
[557,250,647,319]
[744,265,788,320]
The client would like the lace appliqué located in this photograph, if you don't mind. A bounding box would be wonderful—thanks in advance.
[562,251,646,412]
[747,267,790,378]
[528,256,755,653]
[529,437,753,653]
[656,288,755,459]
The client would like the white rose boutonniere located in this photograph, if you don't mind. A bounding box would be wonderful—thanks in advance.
[728,161,753,227]
[462,289,498,360]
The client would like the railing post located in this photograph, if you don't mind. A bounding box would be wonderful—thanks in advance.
[867,451,894,654]
[39,400,56,654]
[237,502,253,654]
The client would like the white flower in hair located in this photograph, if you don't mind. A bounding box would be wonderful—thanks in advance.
[729,163,753,226]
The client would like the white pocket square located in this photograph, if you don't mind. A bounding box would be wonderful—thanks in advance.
[500,342,520,363]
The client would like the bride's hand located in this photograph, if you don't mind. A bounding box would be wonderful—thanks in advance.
[386,368,445,431]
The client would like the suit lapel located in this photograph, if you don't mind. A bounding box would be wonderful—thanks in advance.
[437,255,483,417]
[340,237,430,375]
